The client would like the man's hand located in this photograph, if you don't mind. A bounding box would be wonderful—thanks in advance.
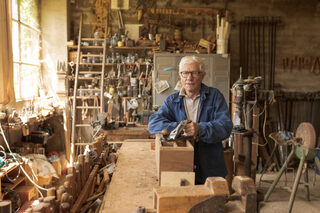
[183,122,199,138]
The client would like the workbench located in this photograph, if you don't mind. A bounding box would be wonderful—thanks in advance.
[100,141,157,213]
[103,127,151,142]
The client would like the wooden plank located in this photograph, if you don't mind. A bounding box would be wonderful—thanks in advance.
[99,142,157,213]
[123,139,154,142]
[104,127,151,142]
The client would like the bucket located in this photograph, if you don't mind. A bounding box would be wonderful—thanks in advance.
[216,39,228,54]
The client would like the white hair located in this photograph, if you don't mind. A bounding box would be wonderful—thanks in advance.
[179,55,205,73]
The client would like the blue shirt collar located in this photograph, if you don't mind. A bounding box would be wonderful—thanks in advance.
[173,83,209,103]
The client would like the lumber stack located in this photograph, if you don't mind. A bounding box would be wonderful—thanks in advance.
[19,138,119,213]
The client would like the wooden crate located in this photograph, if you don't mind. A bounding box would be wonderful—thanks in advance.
[15,185,37,203]
[155,135,194,183]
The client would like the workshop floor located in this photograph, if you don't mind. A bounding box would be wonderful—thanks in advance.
[257,169,320,213]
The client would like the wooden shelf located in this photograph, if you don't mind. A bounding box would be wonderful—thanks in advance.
[112,46,157,50]
[67,45,158,50]
[68,45,103,49]
[2,176,26,192]
[82,38,104,41]
[0,163,20,178]
[78,62,151,66]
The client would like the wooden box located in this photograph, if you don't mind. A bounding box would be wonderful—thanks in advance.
[155,135,194,183]
[15,185,37,203]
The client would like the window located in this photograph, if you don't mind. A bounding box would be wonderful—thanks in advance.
[12,0,41,100]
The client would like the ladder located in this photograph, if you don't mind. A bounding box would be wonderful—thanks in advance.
[70,14,108,162]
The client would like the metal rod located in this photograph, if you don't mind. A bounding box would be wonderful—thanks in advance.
[257,17,261,77]
[245,103,253,177]
[253,17,257,77]
[246,17,250,77]
[240,21,243,69]
[262,17,266,89]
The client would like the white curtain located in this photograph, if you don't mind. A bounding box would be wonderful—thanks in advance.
[0,0,15,105]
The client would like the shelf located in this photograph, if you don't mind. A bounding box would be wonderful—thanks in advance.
[67,76,96,80]
[67,45,158,50]
[76,106,101,109]
[0,163,20,177]
[78,88,100,91]
[112,46,157,50]
[79,71,102,74]
[2,176,26,192]
[81,54,104,57]
[82,38,104,41]
[68,45,103,49]
[70,96,101,99]
[79,62,151,66]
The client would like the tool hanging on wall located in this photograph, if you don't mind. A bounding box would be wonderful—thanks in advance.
[93,0,111,37]
[239,16,281,90]
[311,56,320,75]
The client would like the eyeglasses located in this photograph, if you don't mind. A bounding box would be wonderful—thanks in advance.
[179,71,203,78]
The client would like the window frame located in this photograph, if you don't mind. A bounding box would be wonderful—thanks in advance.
[11,0,41,101]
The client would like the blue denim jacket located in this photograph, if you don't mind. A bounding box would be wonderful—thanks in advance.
[148,84,233,183]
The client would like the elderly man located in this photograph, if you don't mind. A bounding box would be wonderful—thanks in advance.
[148,55,233,184]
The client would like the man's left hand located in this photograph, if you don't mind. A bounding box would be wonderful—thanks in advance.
[183,122,199,138]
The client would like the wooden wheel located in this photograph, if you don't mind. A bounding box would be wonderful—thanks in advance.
[295,122,316,148]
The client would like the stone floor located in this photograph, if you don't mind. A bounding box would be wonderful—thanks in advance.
[257,169,320,213]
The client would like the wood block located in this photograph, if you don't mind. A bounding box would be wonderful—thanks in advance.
[52,159,62,176]
[160,172,195,187]
[155,135,194,182]
[37,176,52,186]
[150,141,155,150]
[232,176,256,196]
[93,135,103,156]
[16,186,37,203]
[0,200,11,212]
[232,176,257,213]
[154,177,229,213]
[204,177,229,196]
[59,155,68,172]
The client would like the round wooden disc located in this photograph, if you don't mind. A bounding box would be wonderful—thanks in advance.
[295,122,316,148]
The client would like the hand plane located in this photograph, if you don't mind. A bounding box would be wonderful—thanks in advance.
[161,120,192,142]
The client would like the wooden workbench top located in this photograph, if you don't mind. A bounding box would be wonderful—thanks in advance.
[100,141,158,213]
